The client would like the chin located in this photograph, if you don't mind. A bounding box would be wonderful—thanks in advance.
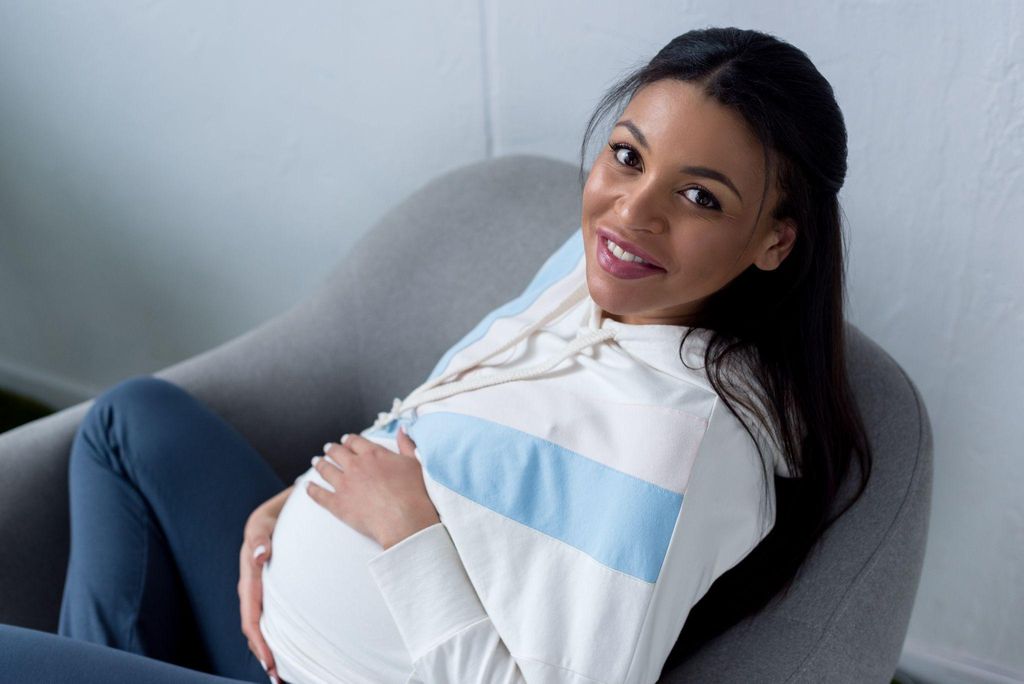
[584,270,640,321]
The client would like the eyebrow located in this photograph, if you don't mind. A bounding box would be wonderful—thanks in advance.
[613,119,744,203]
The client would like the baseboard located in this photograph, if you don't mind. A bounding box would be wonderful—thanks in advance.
[899,638,1024,684]
[0,357,99,409]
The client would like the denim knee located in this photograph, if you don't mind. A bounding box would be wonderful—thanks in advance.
[73,376,188,472]
[94,376,185,412]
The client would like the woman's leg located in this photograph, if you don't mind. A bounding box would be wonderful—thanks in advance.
[58,376,288,682]
[0,624,251,683]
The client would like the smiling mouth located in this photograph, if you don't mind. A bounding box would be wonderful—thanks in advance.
[603,236,657,266]
[596,235,665,279]
[595,228,665,270]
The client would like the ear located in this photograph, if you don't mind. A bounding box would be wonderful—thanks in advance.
[753,217,798,271]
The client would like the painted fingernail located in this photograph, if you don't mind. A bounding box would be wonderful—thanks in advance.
[260,659,267,671]
[253,544,267,561]
[322,442,332,453]
[343,433,353,444]
[271,675,279,684]
[311,455,321,467]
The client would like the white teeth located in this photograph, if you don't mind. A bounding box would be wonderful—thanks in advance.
[605,237,650,264]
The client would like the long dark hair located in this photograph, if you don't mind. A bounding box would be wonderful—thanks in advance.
[579,27,873,663]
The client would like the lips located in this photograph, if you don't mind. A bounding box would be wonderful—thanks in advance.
[595,228,665,270]
[595,233,665,280]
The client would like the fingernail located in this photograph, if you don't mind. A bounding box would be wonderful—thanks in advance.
[271,675,279,684]
[322,442,332,453]
[311,455,321,467]
[341,433,351,444]
[253,544,267,561]
[260,659,267,671]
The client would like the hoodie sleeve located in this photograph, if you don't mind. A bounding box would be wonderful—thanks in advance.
[369,522,613,683]
[366,399,778,684]
[367,523,559,684]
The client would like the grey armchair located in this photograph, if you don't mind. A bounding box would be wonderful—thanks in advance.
[0,155,932,683]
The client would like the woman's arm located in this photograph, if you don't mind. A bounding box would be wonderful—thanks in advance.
[307,434,546,682]
[307,409,773,683]
[261,484,294,517]
[368,523,574,684]
[308,431,440,551]
[239,484,294,683]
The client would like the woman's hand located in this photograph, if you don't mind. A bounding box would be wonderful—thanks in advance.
[238,485,292,684]
[309,428,441,550]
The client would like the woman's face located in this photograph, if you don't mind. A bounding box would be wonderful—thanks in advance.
[581,79,797,326]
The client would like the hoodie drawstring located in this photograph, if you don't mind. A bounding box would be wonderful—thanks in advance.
[371,282,616,430]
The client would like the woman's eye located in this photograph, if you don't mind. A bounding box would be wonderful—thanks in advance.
[610,143,640,168]
[682,186,722,211]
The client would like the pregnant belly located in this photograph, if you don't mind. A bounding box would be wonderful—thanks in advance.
[259,466,412,684]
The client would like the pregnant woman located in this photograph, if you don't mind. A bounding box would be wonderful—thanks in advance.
[0,26,872,683]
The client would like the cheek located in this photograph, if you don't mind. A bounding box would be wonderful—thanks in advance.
[669,234,739,282]
[582,167,615,216]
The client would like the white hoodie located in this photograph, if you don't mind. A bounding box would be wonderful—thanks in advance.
[260,227,788,684]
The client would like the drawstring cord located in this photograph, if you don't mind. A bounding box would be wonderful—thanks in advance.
[371,282,615,430]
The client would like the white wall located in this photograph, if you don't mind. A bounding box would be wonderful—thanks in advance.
[1,2,1021,681]
[0,1,488,403]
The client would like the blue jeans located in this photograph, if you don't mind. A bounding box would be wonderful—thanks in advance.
[0,376,289,682]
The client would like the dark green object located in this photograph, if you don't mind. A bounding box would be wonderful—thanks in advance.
[0,389,55,433]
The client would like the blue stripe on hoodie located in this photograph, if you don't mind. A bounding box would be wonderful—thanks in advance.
[409,411,683,584]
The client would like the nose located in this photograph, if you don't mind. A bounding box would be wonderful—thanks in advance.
[614,176,669,234]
